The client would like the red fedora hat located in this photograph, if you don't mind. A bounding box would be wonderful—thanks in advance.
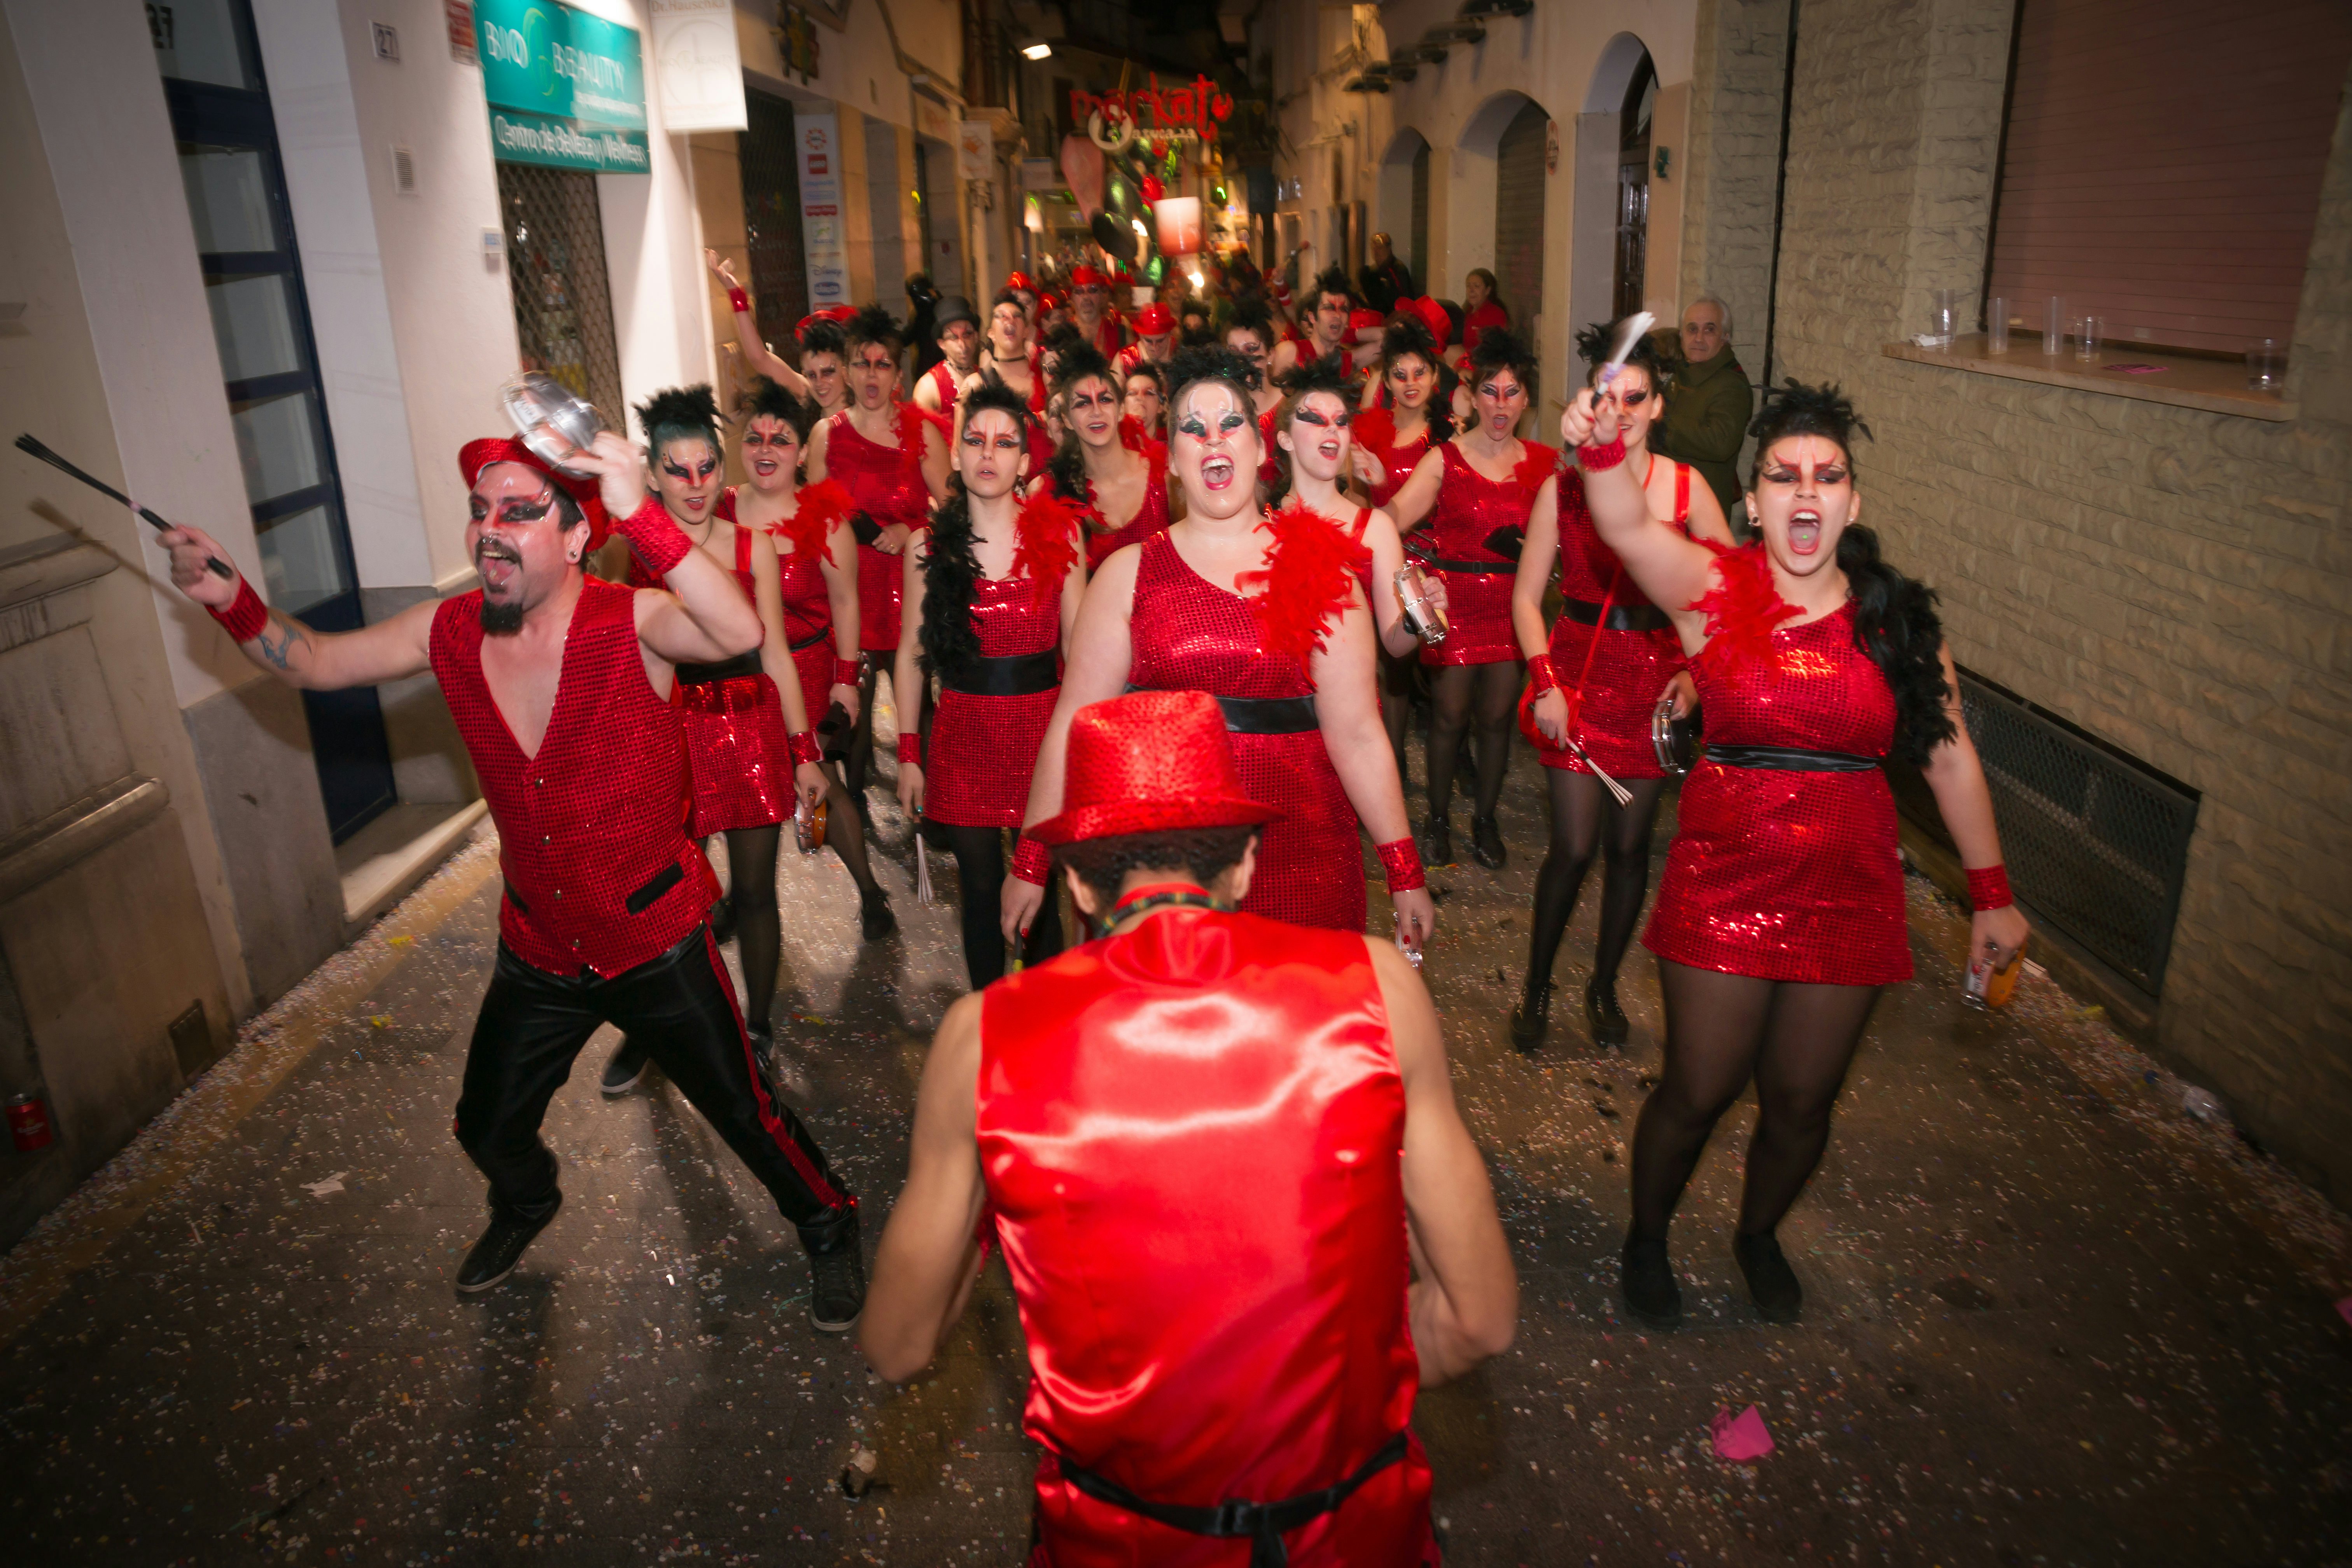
[458,437,612,549]
[1027,691,1277,845]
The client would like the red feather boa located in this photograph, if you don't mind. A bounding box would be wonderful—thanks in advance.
[1239,501,1361,671]
[1012,488,1083,605]
[768,478,850,566]
[1353,404,1396,456]
[1689,538,1799,670]
[1511,441,1559,496]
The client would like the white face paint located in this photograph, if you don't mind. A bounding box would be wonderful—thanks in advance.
[1171,378,1261,523]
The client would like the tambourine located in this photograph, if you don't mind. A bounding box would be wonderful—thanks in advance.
[794,795,828,854]
[1395,562,1448,646]
[500,371,604,477]
[1652,695,1703,776]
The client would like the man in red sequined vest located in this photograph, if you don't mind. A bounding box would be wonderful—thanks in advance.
[863,691,1518,1566]
[154,432,864,1329]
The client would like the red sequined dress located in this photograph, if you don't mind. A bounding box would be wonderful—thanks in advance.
[1540,460,1697,780]
[742,482,854,716]
[1128,531,1365,932]
[1643,543,1912,985]
[923,495,1077,829]
[1350,405,1435,511]
[978,907,1435,1568]
[824,404,931,654]
[1078,444,1173,571]
[430,576,714,977]
[1414,439,1552,667]
[628,516,796,836]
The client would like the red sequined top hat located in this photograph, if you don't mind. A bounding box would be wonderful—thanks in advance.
[1027,690,1278,845]
[1403,296,1451,350]
[457,438,611,549]
[1133,303,1174,336]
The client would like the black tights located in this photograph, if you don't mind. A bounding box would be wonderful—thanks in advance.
[722,825,782,1036]
[942,824,1065,989]
[1524,771,1669,998]
[1424,662,1518,822]
[1629,960,1881,1242]
[816,761,879,897]
[847,664,929,802]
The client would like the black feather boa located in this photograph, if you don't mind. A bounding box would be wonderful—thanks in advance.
[917,483,984,684]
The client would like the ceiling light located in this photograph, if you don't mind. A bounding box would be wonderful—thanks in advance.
[1020,40,1052,60]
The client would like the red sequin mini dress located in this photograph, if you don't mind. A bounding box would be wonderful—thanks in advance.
[629,520,795,836]
[925,571,1064,830]
[1643,544,1913,986]
[1080,444,1173,572]
[1414,439,1552,667]
[1129,532,1365,933]
[1350,405,1434,511]
[742,483,853,715]
[824,404,931,653]
[1542,460,1697,780]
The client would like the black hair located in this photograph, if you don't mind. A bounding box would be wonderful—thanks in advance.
[1039,321,1085,360]
[1222,296,1274,348]
[634,383,721,464]
[1056,826,1260,910]
[1165,343,1262,417]
[1467,325,1536,392]
[991,286,1028,315]
[845,303,904,355]
[1746,380,1955,763]
[1308,265,1355,313]
[957,376,1032,439]
[1049,341,1117,399]
[1123,361,1165,393]
[919,382,1038,687]
[737,375,818,443]
[798,319,846,360]
[1575,315,1668,393]
[1466,268,1501,307]
[1378,316,1457,437]
[1263,353,1354,503]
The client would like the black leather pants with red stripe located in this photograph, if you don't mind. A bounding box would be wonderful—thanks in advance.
[454,926,856,1252]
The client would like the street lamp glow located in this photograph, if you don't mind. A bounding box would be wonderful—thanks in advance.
[1021,41,1052,60]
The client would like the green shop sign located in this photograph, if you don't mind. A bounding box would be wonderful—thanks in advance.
[476,0,649,173]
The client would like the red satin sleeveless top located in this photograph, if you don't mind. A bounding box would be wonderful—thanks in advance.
[430,577,707,976]
[826,405,930,530]
[979,908,1430,1566]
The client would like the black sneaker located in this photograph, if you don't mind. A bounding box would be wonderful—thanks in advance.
[1584,982,1630,1049]
[1620,1235,1682,1328]
[600,1037,651,1096]
[1470,814,1505,869]
[806,1209,866,1334]
[457,1202,558,1294]
[859,885,896,941]
[1509,981,1552,1052]
[1734,1231,1804,1323]
[1419,814,1452,866]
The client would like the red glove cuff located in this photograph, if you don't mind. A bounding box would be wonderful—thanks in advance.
[209,578,270,643]
[1526,653,1558,696]
[1577,437,1628,472]
[897,732,922,766]
[727,286,751,315]
[834,657,862,686]
[1376,838,1426,892]
[788,729,822,766]
[1967,864,2014,912]
[614,495,693,575]
[1009,835,1052,886]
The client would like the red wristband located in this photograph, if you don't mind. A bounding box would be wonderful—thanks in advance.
[1009,835,1052,886]
[1577,437,1628,471]
[208,578,269,643]
[614,495,692,575]
[1967,864,2013,912]
[786,729,821,766]
[727,286,751,315]
[1526,653,1558,696]
[897,732,922,766]
[833,657,862,686]
[1376,838,1426,892]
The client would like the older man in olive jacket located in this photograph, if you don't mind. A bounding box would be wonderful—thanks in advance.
[1650,294,1754,520]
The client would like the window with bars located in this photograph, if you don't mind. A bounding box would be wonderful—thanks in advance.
[497,163,624,428]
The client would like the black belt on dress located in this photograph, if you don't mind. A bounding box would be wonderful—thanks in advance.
[1125,684,1319,734]
[1050,1430,1409,1568]
[788,626,831,653]
[1559,596,1674,633]
[1418,556,1518,575]
[1706,744,1881,772]
[674,650,763,685]
[942,649,1060,696]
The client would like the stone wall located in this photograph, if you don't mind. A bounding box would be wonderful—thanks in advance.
[1676,0,1791,388]
[1729,0,2352,1199]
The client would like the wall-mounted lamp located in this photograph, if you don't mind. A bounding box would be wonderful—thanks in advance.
[1020,40,1052,60]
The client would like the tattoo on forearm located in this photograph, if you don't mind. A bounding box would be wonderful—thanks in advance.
[254,612,307,672]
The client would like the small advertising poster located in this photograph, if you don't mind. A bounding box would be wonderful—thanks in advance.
[475,0,650,173]
[796,113,848,308]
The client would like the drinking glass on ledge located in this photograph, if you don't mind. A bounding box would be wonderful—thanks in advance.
[2042,296,2065,355]
[2246,339,2285,392]
[1986,296,2009,354]
[2074,317,2102,364]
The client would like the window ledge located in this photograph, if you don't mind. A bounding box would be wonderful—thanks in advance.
[1880,335,2296,422]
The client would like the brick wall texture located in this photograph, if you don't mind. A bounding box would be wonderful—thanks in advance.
[1690,0,2352,1199]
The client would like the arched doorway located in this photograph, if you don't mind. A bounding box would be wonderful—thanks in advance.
[1493,100,1550,337]
[1569,33,1655,346]
[1614,55,1657,319]
[1377,128,1432,294]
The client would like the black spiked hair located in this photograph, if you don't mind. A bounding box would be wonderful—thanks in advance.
[1575,315,1668,392]
[1466,324,1537,390]
[845,304,904,355]
[1380,314,1440,371]
[1308,265,1356,311]
[1222,295,1275,347]
[1746,378,1873,473]
[1049,341,1117,398]
[737,376,818,443]
[798,319,846,360]
[956,376,1032,439]
[1273,351,1353,419]
[634,383,721,462]
[1165,343,1262,415]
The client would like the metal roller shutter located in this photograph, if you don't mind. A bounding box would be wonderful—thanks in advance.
[1493,98,1548,335]
[740,88,809,337]
[1410,141,1430,292]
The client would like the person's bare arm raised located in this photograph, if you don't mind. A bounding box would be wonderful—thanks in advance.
[708,250,809,397]
[159,523,435,688]
[557,433,766,666]
[1561,392,1715,648]
[860,993,989,1381]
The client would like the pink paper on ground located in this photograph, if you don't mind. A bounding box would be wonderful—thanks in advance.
[1712,1403,1774,1462]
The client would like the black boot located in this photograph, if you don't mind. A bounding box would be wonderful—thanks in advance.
[1419,814,1452,866]
[1620,1234,1682,1328]
[709,898,737,946]
[600,1037,652,1096]
[457,1199,560,1294]
[859,884,896,940]
[747,1022,778,1080]
[1734,1231,1804,1323]
[1509,980,1552,1052]
[803,1207,866,1334]
[1584,980,1630,1049]
[1470,813,1505,869]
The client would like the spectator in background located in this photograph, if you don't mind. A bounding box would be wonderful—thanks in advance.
[906,272,941,378]
[1360,231,1415,316]
[1461,269,1509,353]
[1647,292,1753,521]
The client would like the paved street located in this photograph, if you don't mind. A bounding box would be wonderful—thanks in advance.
[2,719,2348,1568]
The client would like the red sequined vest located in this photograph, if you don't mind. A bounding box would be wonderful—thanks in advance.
[430,582,707,977]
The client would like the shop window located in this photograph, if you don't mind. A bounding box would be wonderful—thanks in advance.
[497,164,625,426]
